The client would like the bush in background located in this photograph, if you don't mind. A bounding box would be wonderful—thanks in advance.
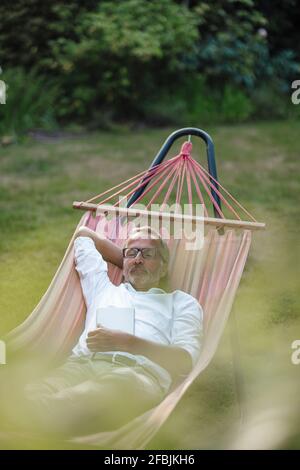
[0,0,299,132]
[49,0,199,122]
[194,0,267,88]
[0,68,59,137]
[141,77,254,126]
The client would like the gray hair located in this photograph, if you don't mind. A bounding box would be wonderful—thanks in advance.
[125,225,169,267]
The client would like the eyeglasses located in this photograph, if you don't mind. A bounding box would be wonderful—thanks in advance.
[122,247,158,259]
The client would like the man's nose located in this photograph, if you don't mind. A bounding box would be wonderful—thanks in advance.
[134,252,144,263]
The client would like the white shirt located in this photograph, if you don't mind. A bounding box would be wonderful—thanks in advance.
[73,237,203,393]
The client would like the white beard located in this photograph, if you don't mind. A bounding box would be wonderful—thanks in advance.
[128,267,161,289]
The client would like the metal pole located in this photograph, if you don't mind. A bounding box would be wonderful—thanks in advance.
[127,127,221,216]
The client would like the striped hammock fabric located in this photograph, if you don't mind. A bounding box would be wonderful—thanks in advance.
[6,140,263,449]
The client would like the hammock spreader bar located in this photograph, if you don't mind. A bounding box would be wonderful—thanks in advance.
[72,202,266,231]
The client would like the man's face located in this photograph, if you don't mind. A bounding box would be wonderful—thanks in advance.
[122,237,166,291]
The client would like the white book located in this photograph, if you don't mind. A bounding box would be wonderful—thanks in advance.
[96,306,135,335]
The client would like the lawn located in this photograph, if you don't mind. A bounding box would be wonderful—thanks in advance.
[0,121,299,449]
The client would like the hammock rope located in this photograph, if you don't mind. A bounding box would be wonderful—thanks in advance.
[74,141,264,230]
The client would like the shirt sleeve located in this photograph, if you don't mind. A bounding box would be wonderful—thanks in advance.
[171,291,203,368]
[74,236,111,309]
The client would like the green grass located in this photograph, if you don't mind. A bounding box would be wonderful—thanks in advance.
[0,121,300,449]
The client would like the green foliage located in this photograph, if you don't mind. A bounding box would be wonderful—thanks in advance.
[194,0,267,87]
[49,0,199,121]
[0,1,99,69]
[0,0,299,128]
[262,49,300,93]
[0,68,59,136]
[221,85,253,122]
[139,92,188,127]
[0,0,199,122]
[251,85,293,120]
[154,74,254,127]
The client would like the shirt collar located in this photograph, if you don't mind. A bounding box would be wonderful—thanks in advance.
[123,282,166,294]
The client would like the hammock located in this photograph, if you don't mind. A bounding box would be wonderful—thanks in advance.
[5,128,265,449]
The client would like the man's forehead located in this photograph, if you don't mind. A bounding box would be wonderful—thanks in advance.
[126,237,159,248]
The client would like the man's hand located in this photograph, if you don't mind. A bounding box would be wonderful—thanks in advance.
[87,327,193,380]
[86,327,133,353]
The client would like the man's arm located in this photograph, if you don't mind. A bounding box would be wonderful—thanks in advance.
[74,227,123,269]
[86,328,192,379]
[130,336,193,379]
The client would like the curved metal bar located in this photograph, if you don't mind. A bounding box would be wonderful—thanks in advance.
[127,127,221,216]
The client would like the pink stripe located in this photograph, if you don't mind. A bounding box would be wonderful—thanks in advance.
[146,163,179,209]
[160,159,182,206]
[176,159,186,205]
[122,157,181,208]
[185,160,193,207]
[114,159,177,208]
[186,159,208,217]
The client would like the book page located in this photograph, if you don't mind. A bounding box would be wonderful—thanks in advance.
[96,306,135,335]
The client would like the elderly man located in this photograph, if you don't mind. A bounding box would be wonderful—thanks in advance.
[5,225,203,436]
